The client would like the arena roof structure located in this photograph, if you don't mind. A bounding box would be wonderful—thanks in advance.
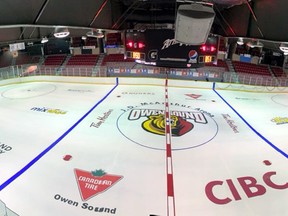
[0,0,287,51]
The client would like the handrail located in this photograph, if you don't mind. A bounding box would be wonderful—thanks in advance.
[0,64,287,88]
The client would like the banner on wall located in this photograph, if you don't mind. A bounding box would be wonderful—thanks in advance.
[240,55,251,63]
[9,42,25,52]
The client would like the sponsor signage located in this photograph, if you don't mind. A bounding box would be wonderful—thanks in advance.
[0,142,12,155]
[30,107,67,115]
[185,93,202,100]
[90,110,113,128]
[74,168,123,201]
[117,102,218,150]
[9,42,25,52]
[205,170,288,205]
[271,117,288,125]
[53,168,123,214]
[125,29,218,68]
[222,114,239,133]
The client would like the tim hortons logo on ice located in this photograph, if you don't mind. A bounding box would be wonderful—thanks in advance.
[74,169,123,201]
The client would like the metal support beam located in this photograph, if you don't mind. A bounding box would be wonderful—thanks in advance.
[111,0,141,29]
[89,0,109,27]
[245,0,264,37]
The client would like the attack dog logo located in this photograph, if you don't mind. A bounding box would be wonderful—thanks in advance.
[142,114,193,136]
[117,103,218,150]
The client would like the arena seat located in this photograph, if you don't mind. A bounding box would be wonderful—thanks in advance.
[270,66,286,77]
[66,54,98,66]
[15,54,40,66]
[101,54,135,67]
[232,61,272,76]
[43,54,67,66]
[205,59,229,71]
[0,55,12,68]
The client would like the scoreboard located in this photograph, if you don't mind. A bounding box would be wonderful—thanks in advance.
[125,29,218,68]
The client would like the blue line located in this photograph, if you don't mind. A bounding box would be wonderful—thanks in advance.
[212,82,288,159]
[0,77,119,191]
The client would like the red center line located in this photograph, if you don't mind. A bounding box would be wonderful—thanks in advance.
[165,77,176,216]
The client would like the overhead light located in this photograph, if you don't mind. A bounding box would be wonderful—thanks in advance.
[175,3,215,45]
[86,29,104,38]
[41,37,48,44]
[279,42,288,52]
[54,27,70,38]
[246,40,263,48]
[237,37,244,45]
[81,36,87,40]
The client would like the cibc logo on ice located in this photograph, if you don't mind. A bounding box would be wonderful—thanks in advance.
[205,170,288,205]
[117,102,218,150]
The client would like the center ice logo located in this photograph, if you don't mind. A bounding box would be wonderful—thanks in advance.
[117,103,218,150]
[129,109,206,136]
[141,113,193,136]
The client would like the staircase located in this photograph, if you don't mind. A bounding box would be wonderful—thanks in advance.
[92,53,106,77]
[225,59,239,83]
[57,54,71,75]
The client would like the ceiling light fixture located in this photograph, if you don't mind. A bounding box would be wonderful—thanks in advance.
[54,27,70,38]
[86,29,104,38]
[41,36,48,44]
[246,40,263,48]
[279,42,288,53]
[237,37,244,45]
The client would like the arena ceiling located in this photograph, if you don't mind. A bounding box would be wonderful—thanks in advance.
[0,0,287,51]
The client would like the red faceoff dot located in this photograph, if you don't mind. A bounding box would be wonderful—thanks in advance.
[63,154,72,161]
[263,160,272,166]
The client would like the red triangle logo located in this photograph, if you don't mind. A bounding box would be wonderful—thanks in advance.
[74,168,123,201]
[185,93,202,99]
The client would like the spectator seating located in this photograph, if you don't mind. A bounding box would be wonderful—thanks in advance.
[71,37,82,47]
[232,61,271,76]
[66,54,98,66]
[0,54,12,68]
[15,54,40,65]
[101,54,135,67]
[42,54,67,66]
[270,66,286,77]
[205,59,229,71]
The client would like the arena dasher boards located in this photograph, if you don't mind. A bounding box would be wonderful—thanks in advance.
[125,29,219,68]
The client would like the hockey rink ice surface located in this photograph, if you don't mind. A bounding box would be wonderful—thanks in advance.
[0,77,287,216]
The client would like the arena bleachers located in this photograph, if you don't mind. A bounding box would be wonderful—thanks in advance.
[205,59,229,71]
[232,61,272,76]
[15,54,40,65]
[0,54,12,68]
[42,54,67,66]
[66,54,98,66]
[270,66,286,77]
[101,54,135,67]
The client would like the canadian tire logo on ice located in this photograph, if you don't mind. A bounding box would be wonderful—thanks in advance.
[74,169,123,201]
